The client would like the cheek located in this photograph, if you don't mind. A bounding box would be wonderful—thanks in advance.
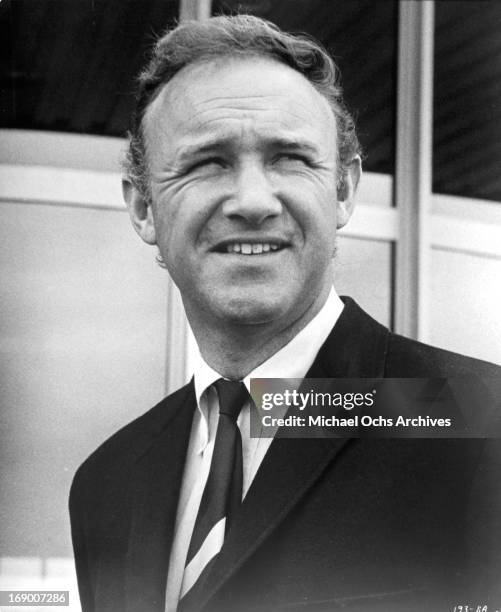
[291,191,337,242]
[150,205,182,269]
[153,203,213,283]
[152,193,190,244]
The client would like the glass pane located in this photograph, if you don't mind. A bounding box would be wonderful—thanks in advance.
[0,0,180,136]
[434,0,501,202]
[334,235,393,328]
[0,202,167,556]
[212,0,398,175]
[430,248,501,364]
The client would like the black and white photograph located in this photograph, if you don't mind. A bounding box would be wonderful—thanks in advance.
[1,1,501,611]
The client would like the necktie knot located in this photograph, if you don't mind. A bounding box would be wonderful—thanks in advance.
[213,379,248,422]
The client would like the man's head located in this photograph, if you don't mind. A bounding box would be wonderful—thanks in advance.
[123,15,361,336]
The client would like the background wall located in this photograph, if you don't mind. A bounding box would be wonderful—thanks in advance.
[0,200,167,557]
[0,133,170,609]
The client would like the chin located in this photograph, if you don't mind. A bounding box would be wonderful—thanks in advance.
[214,293,289,326]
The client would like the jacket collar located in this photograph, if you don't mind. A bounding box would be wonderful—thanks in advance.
[307,296,389,379]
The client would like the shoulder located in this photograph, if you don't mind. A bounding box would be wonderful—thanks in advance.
[385,332,501,378]
[336,296,500,379]
[70,381,194,503]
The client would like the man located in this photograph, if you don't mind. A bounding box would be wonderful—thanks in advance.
[70,15,501,612]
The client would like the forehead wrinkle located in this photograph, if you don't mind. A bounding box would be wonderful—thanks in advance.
[191,93,279,104]
[188,111,321,134]
[166,110,337,163]
[144,58,338,164]
[188,93,323,119]
[189,93,312,113]
[164,85,332,131]
[183,116,320,142]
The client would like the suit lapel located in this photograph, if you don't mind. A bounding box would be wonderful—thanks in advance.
[196,298,390,610]
[307,297,390,380]
[124,383,197,612]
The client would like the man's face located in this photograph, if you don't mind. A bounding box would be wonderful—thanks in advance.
[136,57,356,329]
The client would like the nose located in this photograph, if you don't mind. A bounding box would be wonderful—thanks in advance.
[222,161,282,225]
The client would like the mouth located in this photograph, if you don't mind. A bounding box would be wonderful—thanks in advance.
[213,240,290,256]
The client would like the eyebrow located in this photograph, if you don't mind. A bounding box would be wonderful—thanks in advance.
[175,136,321,164]
[270,138,320,155]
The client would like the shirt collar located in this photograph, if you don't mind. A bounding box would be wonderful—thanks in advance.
[191,287,343,453]
[193,286,343,401]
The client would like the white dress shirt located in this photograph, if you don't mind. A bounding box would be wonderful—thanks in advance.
[164,288,344,611]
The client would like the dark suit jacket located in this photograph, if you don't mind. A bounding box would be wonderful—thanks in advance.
[70,297,501,612]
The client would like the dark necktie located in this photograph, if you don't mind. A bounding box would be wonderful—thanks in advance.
[179,379,248,609]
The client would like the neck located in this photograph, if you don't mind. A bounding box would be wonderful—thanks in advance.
[187,286,331,380]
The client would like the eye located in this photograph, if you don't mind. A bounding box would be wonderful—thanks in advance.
[273,153,311,166]
[187,157,227,173]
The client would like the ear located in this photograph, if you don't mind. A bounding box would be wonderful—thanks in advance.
[336,155,362,229]
[122,178,157,245]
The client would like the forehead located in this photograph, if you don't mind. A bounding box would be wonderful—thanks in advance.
[143,56,337,156]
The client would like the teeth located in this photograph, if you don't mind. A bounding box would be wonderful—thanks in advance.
[224,242,282,255]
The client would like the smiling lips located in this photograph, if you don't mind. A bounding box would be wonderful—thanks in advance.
[225,242,284,255]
